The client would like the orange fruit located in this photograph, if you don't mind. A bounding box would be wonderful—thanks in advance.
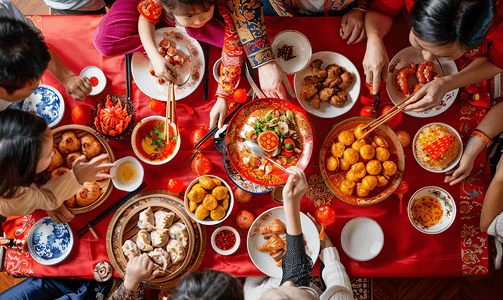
[232,89,247,103]
[149,99,165,112]
[71,105,93,125]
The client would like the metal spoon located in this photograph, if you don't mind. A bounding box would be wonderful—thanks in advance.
[244,140,288,172]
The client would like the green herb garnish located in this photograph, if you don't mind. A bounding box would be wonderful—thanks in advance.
[150,123,166,152]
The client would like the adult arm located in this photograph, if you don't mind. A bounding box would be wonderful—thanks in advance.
[445,100,503,185]
[481,155,503,232]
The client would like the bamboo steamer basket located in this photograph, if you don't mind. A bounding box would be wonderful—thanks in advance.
[51,125,115,214]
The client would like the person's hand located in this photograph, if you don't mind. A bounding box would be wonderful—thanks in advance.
[124,253,159,292]
[72,153,115,185]
[151,55,176,85]
[258,61,295,100]
[404,77,451,111]
[209,97,228,129]
[307,212,334,250]
[282,166,308,207]
[46,204,75,224]
[444,152,475,186]
[340,9,366,44]
[62,75,92,101]
[363,38,389,94]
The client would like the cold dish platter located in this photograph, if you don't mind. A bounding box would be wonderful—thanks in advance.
[226,98,313,186]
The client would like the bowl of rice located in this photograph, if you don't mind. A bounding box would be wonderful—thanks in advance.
[413,123,462,173]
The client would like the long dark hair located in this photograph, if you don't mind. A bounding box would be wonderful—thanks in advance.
[411,0,496,49]
[161,0,216,15]
[0,110,49,198]
[171,269,244,300]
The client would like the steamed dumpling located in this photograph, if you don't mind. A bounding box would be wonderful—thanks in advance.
[151,229,169,248]
[138,207,155,232]
[168,222,189,247]
[136,229,153,252]
[166,239,185,264]
[148,248,170,276]
[122,240,140,259]
[154,211,175,230]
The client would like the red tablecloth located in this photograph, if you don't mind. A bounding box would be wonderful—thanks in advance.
[3,15,489,279]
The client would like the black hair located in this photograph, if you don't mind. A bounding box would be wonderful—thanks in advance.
[0,17,50,94]
[0,110,49,198]
[411,0,496,50]
[171,269,244,300]
[161,0,216,15]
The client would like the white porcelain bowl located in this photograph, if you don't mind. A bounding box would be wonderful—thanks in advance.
[412,122,463,173]
[211,226,240,255]
[110,156,144,192]
[184,175,234,226]
[407,186,456,234]
[80,66,106,96]
[341,217,384,261]
[271,30,312,74]
[131,116,181,165]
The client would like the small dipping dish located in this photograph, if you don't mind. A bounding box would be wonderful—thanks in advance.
[80,66,107,96]
[110,156,144,192]
[271,185,284,204]
[341,217,384,261]
[211,226,240,256]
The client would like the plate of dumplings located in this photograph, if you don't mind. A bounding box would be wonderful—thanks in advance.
[114,202,195,283]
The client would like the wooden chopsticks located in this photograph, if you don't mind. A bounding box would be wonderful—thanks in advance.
[165,81,177,138]
[76,182,147,238]
[125,54,132,101]
[359,93,416,141]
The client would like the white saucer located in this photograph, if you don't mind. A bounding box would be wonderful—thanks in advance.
[341,217,384,261]
[211,226,241,256]
[110,156,144,192]
[80,66,106,96]
[271,30,312,74]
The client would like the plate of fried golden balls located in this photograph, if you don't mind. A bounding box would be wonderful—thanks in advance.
[320,117,405,206]
[184,175,234,225]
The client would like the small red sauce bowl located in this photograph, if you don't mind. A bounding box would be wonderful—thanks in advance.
[211,226,240,256]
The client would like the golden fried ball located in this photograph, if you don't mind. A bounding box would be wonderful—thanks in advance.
[376,175,389,187]
[361,175,378,190]
[212,178,222,186]
[189,201,198,212]
[340,180,356,196]
[338,130,355,146]
[359,145,376,160]
[195,205,210,220]
[327,156,339,172]
[188,186,206,203]
[375,147,390,162]
[382,161,398,176]
[221,198,229,210]
[212,186,229,200]
[331,142,345,158]
[343,148,359,165]
[340,159,351,171]
[374,135,389,148]
[210,205,226,220]
[351,139,366,152]
[366,160,382,175]
[354,124,367,139]
[202,194,218,210]
[346,171,360,182]
[356,183,369,197]
[199,177,216,189]
[350,162,366,178]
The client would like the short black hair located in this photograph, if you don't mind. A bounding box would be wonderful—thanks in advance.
[0,17,50,94]
[0,110,49,198]
[171,269,244,300]
[161,0,216,15]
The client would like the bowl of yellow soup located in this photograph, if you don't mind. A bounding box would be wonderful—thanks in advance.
[111,156,144,192]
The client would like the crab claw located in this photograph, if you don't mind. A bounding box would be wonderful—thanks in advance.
[105,95,113,108]
[124,115,132,129]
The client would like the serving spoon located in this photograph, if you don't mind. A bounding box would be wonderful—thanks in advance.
[244,140,288,173]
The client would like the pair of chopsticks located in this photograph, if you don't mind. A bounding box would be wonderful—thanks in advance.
[165,82,178,138]
[125,54,132,101]
[203,43,210,100]
[358,92,416,140]
[76,182,147,239]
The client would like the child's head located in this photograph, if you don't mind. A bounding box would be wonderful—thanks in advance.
[161,0,216,28]
[0,17,50,103]
[0,110,52,198]
[171,269,244,300]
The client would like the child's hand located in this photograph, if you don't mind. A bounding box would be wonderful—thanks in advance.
[151,56,176,85]
[340,9,366,44]
[72,153,115,185]
[209,97,228,129]
[444,153,475,185]
[282,166,308,208]
[124,253,159,292]
[46,204,75,224]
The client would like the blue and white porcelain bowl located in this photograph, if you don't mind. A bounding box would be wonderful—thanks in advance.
[22,84,65,128]
[27,217,74,266]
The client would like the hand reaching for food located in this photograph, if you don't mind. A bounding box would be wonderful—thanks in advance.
[282,167,308,207]
[340,9,366,44]
[404,76,450,112]
[151,55,176,85]
[260,219,286,235]
[363,38,389,95]
[444,151,475,186]
[124,253,159,292]
[72,153,115,185]
[258,60,295,100]
[62,74,92,101]
[209,97,228,129]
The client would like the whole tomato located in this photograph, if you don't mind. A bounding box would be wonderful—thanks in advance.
[380,105,403,129]
[360,96,374,106]
[167,179,184,194]
[360,106,377,118]
[232,89,248,104]
[396,130,411,148]
[149,99,165,113]
[315,205,336,226]
[72,105,93,125]
[190,127,212,149]
[191,152,212,176]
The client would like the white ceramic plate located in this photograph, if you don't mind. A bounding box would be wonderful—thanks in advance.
[22,84,65,128]
[387,46,459,118]
[341,217,383,261]
[211,226,241,256]
[110,156,144,192]
[294,51,361,118]
[80,66,106,96]
[271,30,312,74]
[27,217,73,266]
[247,207,320,278]
[407,186,456,234]
[132,27,204,100]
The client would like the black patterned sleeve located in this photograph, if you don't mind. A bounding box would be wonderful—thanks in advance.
[280,233,313,287]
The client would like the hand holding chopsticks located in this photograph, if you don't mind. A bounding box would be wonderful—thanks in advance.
[165,81,178,139]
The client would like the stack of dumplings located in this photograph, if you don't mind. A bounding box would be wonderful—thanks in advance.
[121,207,188,277]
